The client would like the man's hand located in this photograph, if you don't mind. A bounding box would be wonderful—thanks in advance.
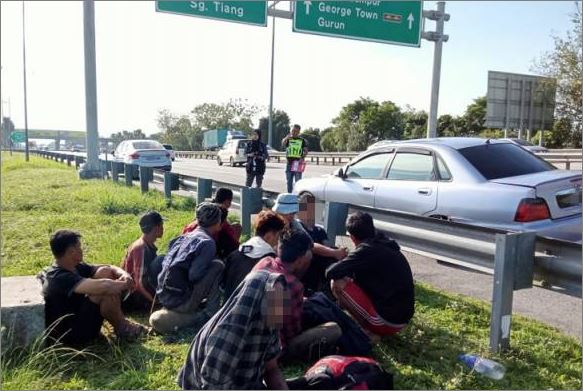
[118,273,135,291]
[334,247,349,260]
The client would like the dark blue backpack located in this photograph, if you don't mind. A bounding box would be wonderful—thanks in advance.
[302,292,372,357]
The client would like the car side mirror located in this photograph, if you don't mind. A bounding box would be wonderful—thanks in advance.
[335,167,345,179]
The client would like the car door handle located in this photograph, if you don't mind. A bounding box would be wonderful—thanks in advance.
[362,185,374,191]
[417,187,432,195]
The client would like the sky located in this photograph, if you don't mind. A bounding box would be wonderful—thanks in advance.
[0,1,579,138]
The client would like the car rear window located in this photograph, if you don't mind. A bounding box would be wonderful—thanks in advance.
[132,141,163,150]
[459,143,554,180]
[163,144,173,150]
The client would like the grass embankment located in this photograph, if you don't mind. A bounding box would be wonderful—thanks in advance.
[1,153,581,390]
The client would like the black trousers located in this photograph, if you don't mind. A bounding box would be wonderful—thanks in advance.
[246,171,264,188]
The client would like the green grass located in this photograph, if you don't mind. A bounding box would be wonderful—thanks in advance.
[1,152,581,390]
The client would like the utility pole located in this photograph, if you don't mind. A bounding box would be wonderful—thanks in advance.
[423,2,449,139]
[22,1,30,161]
[79,0,101,179]
[267,1,280,148]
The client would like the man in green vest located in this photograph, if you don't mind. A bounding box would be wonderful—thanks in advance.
[282,124,308,193]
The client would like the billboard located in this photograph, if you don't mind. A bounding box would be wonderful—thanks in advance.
[485,71,556,130]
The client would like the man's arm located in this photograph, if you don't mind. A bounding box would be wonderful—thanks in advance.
[313,243,348,260]
[264,358,289,390]
[74,277,129,296]
[188,240,217,282]
[302,138,309,158]
[325,248,369,280]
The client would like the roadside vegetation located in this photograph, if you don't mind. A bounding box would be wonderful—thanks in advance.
[1,153,581,390]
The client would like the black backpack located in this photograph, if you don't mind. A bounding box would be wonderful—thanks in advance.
[287,355,394,390]
[302,292,372,357]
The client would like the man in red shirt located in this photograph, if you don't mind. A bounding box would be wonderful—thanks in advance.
[253,229,341,361]
[121,211,165,311]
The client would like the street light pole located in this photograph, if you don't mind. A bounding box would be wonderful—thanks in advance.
[79,0,101,178]
[424,2,449,139]
[267,8,276,148]
[22,1,29,161]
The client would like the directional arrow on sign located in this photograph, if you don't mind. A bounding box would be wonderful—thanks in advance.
[407,13,414,30]
[304,0,312,15]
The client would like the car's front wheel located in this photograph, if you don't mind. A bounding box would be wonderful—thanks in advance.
[229,157,235,167]
[217,157,223,166]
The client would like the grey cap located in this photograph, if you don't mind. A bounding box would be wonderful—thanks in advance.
[196,202,222,228]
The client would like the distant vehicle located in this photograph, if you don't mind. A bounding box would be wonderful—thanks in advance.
[502,138,548,153]
[162,144,175,161]
[203,129,247,150]
[70,144,85,152]
[217,139,250,167]
[294,137,581,243]
[113,140,172,175]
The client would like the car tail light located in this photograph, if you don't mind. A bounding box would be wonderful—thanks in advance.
[514,198,551,222]
[129,152,140,159]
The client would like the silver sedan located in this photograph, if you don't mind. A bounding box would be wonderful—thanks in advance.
[294,138,582,243]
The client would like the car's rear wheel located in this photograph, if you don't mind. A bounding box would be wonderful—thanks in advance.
[217,157,223,166]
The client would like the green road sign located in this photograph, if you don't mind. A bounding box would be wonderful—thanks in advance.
[293,1,423,47]
[10,131,25,143]
[156,1,268,27]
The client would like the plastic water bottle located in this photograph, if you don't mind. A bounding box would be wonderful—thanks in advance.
[458,354,506,380]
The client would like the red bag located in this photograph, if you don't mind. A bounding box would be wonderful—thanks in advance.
[287,355,393,390]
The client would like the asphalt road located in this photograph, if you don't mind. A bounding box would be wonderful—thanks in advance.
[171,157,335,194]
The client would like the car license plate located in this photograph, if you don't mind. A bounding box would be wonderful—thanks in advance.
[145,156,158,161]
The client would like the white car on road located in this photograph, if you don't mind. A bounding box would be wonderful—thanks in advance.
[113,140,172,171]
[217,139,250,167]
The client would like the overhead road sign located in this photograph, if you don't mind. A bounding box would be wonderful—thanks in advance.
[293,1,423,47]
[486,71,557,130]
[156,1,268,27]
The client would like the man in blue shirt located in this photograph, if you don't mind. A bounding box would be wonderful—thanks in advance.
[149,202,224,334]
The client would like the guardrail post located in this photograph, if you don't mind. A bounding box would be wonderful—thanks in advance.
[66,156,72,166]
[566,160,571,170]
[163,171,179,199]
[324,202,349,246]
[124,164,135,187]
[197,178,213,205]
[111,162,121,182]
[100,160,108,178]
[139,166,152,193]
[489,232,536,353]
[240,187,263,237]
[74,156,81,169]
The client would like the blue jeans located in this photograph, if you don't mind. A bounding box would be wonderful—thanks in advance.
[286,162,303,193]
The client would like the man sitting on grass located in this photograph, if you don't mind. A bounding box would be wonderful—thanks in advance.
[178,269,289,390]
[326,212,415,338]
[150,202,224,334]
[121,210,165,311]
[38,230,148,347]
[222,210,286,300]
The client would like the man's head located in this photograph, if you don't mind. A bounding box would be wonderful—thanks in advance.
[213,188,233,210]
[298,193,316,228]
[196,202,223,235]
[252,129,261,141]
[50,230,83,263]
[291,124,301,137]
[346,212,376,245]
[278,229,313,277]
[272,193,299,225]
[139,210,165,239]
[255,210,286,249]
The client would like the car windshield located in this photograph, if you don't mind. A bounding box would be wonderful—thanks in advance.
[459,143,555,180]
[132,141,163,150]
[163,144,173,150]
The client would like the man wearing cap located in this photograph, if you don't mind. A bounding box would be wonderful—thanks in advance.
[272,193,348,276]
[121,210,166,311]
[149,202,225,334]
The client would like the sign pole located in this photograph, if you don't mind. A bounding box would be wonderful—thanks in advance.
[268,11,276,148]
[426,2,448,139]
[79,0,101,179]
[22,2,29,161]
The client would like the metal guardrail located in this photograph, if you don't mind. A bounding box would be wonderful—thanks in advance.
[32,149,582,352]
